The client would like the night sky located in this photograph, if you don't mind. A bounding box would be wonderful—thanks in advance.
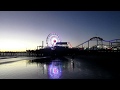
[0,11,120,51]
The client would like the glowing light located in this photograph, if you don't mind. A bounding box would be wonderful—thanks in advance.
[46,33,61,47]
[44,64,46,70]
[97,46,99,48]
[48,62,62,79]
[54,40,56,43]
[68,42,72,48]
[51,37,58,46]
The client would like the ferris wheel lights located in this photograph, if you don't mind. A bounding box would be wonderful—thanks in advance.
[46,33,61,47]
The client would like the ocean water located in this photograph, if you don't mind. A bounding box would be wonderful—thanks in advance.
[0,56,119,79]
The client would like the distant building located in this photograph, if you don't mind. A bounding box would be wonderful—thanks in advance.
[54,42,69,50]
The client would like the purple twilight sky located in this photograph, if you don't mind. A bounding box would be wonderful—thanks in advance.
[0,11,120,51]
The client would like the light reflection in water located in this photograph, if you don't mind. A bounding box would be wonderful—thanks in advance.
[71,59,74,71]
[44,64,46,70]
[48,61,62,79]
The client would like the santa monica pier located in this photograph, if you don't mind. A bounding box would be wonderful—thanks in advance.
[0,33,120,79]
[0,33,120,58]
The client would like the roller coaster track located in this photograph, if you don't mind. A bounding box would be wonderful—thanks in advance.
[75,37,120,49]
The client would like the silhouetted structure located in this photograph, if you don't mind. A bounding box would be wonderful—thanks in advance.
[1,37,120,58]
[76,37,120,50]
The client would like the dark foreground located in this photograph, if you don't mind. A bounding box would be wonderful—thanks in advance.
[0,55,120,79]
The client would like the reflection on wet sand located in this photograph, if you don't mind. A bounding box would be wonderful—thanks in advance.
[0,56,115,79]
[27,56,72,79]
[48,61,62,79]
[71,59,74,71]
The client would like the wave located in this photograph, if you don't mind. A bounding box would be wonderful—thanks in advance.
[0,57,33,65]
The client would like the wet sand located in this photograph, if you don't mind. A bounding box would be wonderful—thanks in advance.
[0,56,119,79]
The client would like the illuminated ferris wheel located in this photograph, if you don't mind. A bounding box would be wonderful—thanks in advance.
[46,33,61,47]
